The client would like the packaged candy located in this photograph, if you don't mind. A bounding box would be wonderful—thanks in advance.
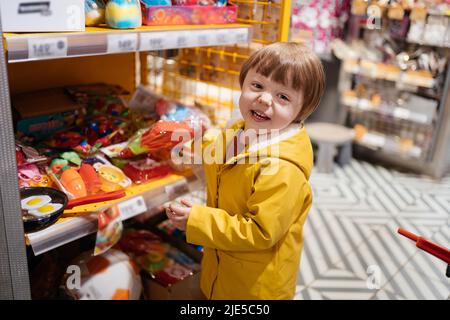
[122,158,172,184]
[172,0,217,5]
[18,164,52,188]
[119,121,194,159]
[156,98,211,133]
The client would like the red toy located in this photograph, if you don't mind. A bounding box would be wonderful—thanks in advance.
[397,228,450,278]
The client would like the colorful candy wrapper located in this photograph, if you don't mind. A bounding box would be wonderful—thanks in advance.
[119,121,194,159]
[94,205,123,256]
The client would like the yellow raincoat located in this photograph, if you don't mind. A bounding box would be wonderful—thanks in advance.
[186,120,313,300]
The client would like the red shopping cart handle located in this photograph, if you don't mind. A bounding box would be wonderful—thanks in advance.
[398,228,450,264]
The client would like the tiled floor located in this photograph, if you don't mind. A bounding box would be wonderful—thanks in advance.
[296,160,450,300]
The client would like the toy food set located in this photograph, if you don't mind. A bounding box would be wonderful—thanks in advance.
[118,229,200,286]
[85,0,107,26]
[20,187,68,233]
[62,249,142,300]
[13,87,86,141]
[106,0,142,28]
[140,0,237,26]
[48,153,131,199]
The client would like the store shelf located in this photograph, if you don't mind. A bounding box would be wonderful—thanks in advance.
[25,172,202,256]
[3,24,252,63]
[354,131,423,159]
[343,59,436,89]
[342,97,433,125]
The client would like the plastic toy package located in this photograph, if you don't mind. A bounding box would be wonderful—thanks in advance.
[16,142,52,188]
[118,120,194,160]
[118,229,200,286]
[122,158,172,184]
[48,153,131,199]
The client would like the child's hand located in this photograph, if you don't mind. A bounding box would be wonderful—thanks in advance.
[165,199,193,231]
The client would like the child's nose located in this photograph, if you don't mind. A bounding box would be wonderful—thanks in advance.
[258,92,273,106]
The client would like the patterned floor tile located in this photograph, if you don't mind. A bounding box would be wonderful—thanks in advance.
[382,264,450,300]
[307,267,376,300]
[300,159,450,300]
[370,289,407,300]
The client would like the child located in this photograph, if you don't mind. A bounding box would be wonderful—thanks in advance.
[166,42,325,299]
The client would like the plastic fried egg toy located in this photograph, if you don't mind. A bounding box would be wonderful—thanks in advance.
[21,195,52,210]
[28,203,63,216]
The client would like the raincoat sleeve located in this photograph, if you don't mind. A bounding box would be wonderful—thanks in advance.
[185,159,311,251]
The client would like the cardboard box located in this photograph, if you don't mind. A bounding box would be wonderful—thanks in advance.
[13,87,84,140]
[143,272,205,300]
[0,0,85,32]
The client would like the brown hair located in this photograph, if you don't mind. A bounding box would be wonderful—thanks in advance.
[239,42,325,121]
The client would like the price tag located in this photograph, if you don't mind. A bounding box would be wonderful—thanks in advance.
[107,33,138,53]
[214,31,230,45]
[28,37,68,59]
[233,28,249,43]
[196,31,211,47]
[118,196,147,220]
[176,31,189,48]
[140,32,175,51]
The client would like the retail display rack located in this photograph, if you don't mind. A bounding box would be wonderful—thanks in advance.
[333,0,450,177]
[0,1,290,300]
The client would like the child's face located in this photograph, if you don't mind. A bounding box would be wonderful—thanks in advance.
[239,68,304,131]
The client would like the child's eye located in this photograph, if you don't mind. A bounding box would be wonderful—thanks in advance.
[251,82,263,89]
[278,94,290,102]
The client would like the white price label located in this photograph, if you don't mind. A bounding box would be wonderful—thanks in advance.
[196,31,211,47]
[140,32,176,51]
[233,28,249,43]
[214,32,230,45]
[176,32,189,48]
[28,37,68,59]
[107,33,138,53]
[118,196,147,219]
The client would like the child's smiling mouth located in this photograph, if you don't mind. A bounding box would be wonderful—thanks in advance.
[250,109,271,121]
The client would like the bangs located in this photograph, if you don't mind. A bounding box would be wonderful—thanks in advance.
[254,58,303,91]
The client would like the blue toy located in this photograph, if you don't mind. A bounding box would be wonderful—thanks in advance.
[105,0,142,29]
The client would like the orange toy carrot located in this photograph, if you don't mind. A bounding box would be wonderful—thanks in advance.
[60,167,87,198]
